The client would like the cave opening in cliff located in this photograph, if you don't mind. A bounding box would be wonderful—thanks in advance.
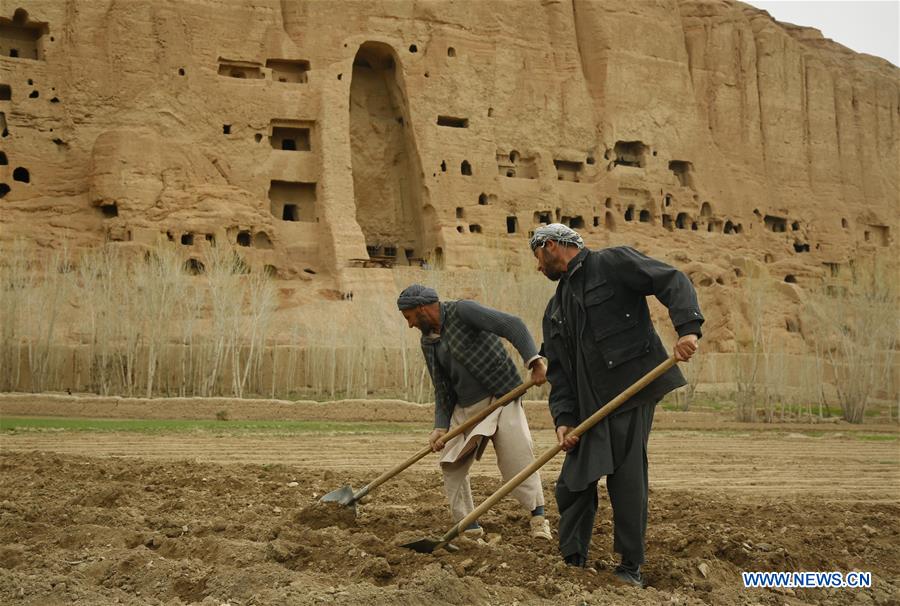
[437,115,468,128]
[764,215,787,233]
[270,121,312,151]
[99,203,118,218]
[184,258,205,276]
[554,159,582,182]
[639,209,651,223]
[0,151,6,165]
[0,183,8,198]
[269,180,316,222]
[0,85,9,100]
[534,211,551,224]
[266,59,310,84]
[13,166,28,182]
[461,160,472,175]
[217,58,263,79]
[675,212,688,229]
[0,9,48,61]
[668,160,694,188]
[624,205,634,222]
[613,141,647,168]
[350,42,429,263]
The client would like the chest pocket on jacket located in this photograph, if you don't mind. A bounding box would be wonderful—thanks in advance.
[584,277,638,341]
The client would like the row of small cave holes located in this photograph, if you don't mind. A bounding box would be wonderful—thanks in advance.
[174,43,458,82]
[0,76,58,196]
[0,80,60,103]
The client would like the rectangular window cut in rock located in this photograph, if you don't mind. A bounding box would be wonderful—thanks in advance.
[613,141,647,168]
[266,59,310,83]
[437,116,468,128]
[269,120,313,151]
[0,9,48,61]
[497,150,538,179]
[764,215,787,233]
[217,58,264,79]
[534,211,552,225]
[554,160,583,182]
[269,180,316,222]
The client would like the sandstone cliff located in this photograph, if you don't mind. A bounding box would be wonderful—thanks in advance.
[0,0,897,357]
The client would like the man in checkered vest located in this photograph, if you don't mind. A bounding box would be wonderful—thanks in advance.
[398,284,552,541]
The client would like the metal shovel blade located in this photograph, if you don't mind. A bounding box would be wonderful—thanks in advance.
[318,485,357,509]
[401,537,458,554]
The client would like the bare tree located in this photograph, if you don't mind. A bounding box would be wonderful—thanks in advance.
[806,260,898,423]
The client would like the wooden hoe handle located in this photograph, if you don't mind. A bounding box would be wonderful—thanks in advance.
[436,356,678,548]
[353,380,535,500]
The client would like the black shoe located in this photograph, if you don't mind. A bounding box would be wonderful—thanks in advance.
[564,553,587,567]
[613,566,644,588]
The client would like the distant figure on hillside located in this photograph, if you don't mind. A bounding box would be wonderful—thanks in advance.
[530,224,703,587]
[396,284,552,542]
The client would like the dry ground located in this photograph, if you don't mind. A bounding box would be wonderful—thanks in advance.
[0,395,898,605]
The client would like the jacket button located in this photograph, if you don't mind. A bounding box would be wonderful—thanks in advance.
[608,361,613,366]
[625,313,630,318]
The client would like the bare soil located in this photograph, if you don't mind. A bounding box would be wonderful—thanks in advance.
[0,397,898,605]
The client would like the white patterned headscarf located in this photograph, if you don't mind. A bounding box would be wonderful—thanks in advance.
[529,223,584,251]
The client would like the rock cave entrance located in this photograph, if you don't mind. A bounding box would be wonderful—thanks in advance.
[0,9,48,61]
[350,42,427,265]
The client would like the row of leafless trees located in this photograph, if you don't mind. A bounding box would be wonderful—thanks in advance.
[0,241,553,402]
[1,242,896,421]
[732,260,897,423]
[0,243,276,398]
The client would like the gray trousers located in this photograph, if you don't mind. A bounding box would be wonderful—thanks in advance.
[555,402,655,564]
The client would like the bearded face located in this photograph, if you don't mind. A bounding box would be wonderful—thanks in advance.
[534,245,565,281]
[401,308,433,333]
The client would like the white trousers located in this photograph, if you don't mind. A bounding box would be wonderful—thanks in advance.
[439,395,545,523]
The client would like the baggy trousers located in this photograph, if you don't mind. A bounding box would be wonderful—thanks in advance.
[555,402,655,564]
[441,396,545,522]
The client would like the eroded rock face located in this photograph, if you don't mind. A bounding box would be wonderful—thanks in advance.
[0,1,896,346]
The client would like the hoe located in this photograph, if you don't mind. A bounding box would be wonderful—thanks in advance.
[319,380,536,511]
[402,355,678,553]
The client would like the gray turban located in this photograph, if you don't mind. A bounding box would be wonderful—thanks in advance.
[529,223,584,251]
[397,284,439,310]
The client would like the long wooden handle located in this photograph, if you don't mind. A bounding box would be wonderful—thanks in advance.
[354,380,536,500]
[437,356,677,547]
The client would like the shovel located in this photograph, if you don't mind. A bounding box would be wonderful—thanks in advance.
[402,355,678,553]
[319,379,536,511]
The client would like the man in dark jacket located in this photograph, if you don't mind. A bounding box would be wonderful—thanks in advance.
[530,224,703,587]
[397,284,553,541]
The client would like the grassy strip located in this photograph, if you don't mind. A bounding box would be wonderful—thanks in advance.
[0,416,428,435]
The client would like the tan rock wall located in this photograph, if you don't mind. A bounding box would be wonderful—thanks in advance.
[0,0,897,355]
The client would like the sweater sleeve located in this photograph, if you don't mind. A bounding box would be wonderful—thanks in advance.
[454,300,540,364]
